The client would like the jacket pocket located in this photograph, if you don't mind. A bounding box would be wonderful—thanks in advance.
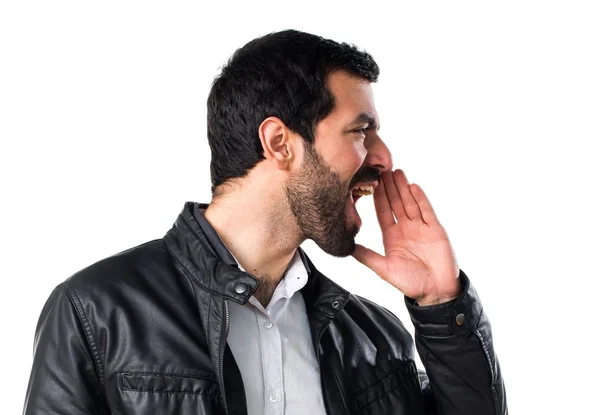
[347,361,426,415]
[118,372,223,415]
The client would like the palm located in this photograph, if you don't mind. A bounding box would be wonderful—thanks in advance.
[352,170,460,305]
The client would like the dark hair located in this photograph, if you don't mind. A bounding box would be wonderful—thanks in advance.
[207,29,379,197]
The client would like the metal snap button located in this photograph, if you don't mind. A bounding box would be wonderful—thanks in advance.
[234,282,248,294]
[332,300,340,309]
[456,313,465,326]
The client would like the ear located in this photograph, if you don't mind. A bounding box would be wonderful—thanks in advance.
[258,117,297,170]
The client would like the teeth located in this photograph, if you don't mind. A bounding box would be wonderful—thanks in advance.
[352,185,375,196]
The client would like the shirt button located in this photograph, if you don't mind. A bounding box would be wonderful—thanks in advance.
[234,283,247,294]
[269,393,280,403]
[264,320,273,328]
[456,313,465,326]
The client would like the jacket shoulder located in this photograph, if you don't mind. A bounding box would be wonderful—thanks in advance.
[346,292,406,326]
[63,239,182,299]
[335,292,415,361]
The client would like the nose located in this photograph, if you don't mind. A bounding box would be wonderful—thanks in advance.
[364,134,393,174]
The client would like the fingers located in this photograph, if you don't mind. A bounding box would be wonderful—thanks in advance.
[394,170,423,221]
[382,171,407,220]
[410,183,440,226]
[379,169,436,225]
[351,244,388,279]
[373,177,396,229]
[383,169,423,222]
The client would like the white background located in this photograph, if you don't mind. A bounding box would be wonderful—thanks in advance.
[1,1,599,413]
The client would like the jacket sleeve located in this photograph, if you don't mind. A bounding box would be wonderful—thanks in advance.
[23,283,109,414]
[405,270,507,415]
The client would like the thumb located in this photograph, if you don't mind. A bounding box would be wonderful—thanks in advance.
[352,244,388,279]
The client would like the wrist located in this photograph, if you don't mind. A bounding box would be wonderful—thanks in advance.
[416,293,459,306]
[415,282,461,306]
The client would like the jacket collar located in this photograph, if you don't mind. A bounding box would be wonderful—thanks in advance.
[193,202,313,279]
[163,201,349,316]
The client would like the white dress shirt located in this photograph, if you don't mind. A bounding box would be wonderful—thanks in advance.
[226,249,327,415]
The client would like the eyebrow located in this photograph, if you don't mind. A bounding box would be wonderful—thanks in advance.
[349,112,380,131]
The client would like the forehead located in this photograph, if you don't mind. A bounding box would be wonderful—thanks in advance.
[325,70,378,125]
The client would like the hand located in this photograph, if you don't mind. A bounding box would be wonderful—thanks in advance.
[352,169,460,306]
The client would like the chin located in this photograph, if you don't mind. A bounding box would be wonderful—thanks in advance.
[316,232,357,258]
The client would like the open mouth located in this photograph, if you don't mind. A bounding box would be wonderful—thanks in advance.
[346,183,377,230]
[351,184,375,203]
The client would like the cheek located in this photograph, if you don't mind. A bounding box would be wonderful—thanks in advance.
[315,137,366,179]
[338,145,366,178]
[352,141,368,160]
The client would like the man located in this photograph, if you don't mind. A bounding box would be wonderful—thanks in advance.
[24,30,506,414]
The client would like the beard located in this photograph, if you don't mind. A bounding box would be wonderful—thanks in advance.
[284,141,379,257]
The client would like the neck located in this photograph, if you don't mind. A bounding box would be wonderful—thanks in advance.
[204,185,304,306]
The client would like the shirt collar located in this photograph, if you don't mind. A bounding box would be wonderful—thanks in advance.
[235,248,308,312]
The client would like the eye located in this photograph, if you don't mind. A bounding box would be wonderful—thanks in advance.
[353,127,369,137]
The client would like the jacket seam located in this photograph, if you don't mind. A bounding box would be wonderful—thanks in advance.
[474,326,501,415]
[328,359,349,414]
[312,307,335,319]
[62,281,109,406]
[120,387,210,395]
[180,211,220,259]
[163,233,231,299]
[182,266,211,345]
[119,371,218,395]
[417,335,450,412]
[422,347,439,414]
[348,364,409,414]
[163,237,214,340]
[206,289,212,340]
[120,371,218,382]
[206,237,214,338]
[350,362,408,397]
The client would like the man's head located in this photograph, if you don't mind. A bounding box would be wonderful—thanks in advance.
[207,30,392,256]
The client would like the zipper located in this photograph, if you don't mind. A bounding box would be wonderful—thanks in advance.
[315,322,331,415]
[219,300,231,415]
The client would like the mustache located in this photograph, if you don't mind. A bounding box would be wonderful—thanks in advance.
[349,167,381,189]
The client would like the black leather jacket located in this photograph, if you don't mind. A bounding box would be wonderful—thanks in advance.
[24,202,507,414]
